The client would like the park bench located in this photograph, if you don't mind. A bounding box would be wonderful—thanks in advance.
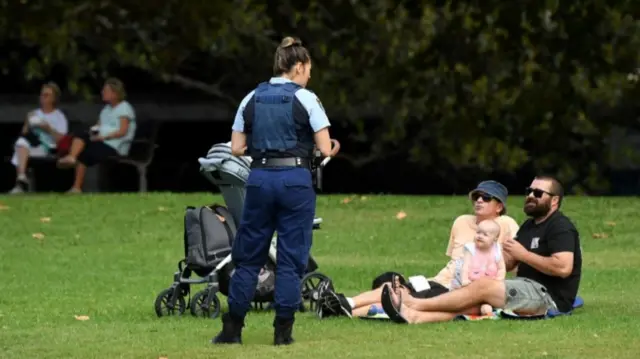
[4,119,160,193]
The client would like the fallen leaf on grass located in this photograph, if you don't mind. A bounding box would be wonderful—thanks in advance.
[592,232,609,239]
[158,357,168,359]
[360,196,368,201]
[74,315,90,321]
[40,217,51,223]
[395,211,407,220]
[158,206,167,212]
[0,204,9,211]
[32,233,45,240]
[605,221,616,226]
[341,197,353,204]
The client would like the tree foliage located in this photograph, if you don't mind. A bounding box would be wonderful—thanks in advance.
[1,0,639,192]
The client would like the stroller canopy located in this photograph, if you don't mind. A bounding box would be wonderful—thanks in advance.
[198,142,252,185]
[198,142,252,225]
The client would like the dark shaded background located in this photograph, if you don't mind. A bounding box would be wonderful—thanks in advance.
[2,65,639,196]
[1,1,639,196]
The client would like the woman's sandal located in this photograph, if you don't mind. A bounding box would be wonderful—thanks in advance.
[56,156,76,169]
[381,284,408,324]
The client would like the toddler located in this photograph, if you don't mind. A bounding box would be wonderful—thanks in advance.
[452,219,506,315]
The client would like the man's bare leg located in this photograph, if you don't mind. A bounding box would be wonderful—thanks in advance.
[395,278,506,313]
[385,287,483,324]
[399,308,460,324]
[399,301,483,324]
[353,300,433,318]
[319,281,411,318]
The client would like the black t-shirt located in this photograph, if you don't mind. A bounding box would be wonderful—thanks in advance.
[514,211,582,313]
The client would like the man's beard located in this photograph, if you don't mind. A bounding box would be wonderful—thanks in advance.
[523,198,551,218]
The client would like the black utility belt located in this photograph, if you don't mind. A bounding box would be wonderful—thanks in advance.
[251,157,311,169]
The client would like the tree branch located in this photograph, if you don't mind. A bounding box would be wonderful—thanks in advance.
[160,73,238,106]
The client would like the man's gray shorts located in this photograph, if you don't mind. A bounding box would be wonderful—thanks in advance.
[503,277,558,314]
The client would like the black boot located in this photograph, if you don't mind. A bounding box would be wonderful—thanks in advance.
[211,313,244,345]
[273,317,295,346]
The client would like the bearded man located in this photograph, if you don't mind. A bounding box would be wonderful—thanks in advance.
[379,176,583,324]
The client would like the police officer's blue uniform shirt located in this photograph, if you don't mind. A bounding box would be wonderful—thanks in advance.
[232,77,331,134]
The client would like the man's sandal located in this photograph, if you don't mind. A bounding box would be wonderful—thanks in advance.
[391,274,406,293]
[381,284,408,324]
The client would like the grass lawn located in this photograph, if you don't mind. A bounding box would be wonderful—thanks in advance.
[0,193,639,359]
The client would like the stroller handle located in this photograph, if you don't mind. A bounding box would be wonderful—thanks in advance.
[320,156,331,167]
[319,139,340,168]
[312,139,339,191]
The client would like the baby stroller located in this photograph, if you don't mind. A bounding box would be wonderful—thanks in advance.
[154,141,338,319]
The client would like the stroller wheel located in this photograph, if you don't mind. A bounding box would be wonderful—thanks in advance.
[190,289,221,319]
[154,288,186,317]
[300,272,331,313]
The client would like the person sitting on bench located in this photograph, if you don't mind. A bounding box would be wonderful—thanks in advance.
[8,82,69,194]
[316,180,519,318]
[56,78,136,193]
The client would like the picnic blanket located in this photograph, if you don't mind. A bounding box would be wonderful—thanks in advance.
[361,296,584,322]
[359,304,390,321]
[456,295,585,321]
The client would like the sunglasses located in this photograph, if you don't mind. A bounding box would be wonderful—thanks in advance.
[471,192,495,202]
[525,187,554,198]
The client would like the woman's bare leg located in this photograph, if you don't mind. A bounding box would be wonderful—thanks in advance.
[15,145,30,177]
[351,286,384,309]
[351,282,411,310]
[58,138,86,168]
[69,162,86,192]
[350,278,413,317]
[352,305,378,317]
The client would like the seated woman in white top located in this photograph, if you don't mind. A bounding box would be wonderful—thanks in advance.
[56,78,137,193]
[8,82,69,194]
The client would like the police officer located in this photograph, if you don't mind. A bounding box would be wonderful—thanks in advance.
[212,36,339,346]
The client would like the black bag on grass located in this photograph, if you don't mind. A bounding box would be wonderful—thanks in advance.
[184,204,237,277]
[370,271,449,298]
[181,203,277,303]
[371,271,408,290]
